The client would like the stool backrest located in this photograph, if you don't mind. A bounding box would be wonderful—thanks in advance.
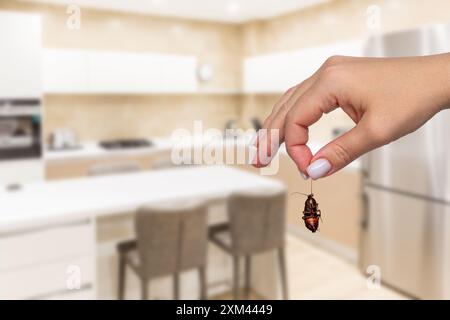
[135,203,208,279]
[228,190,286,254]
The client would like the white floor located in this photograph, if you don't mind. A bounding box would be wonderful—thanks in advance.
[286,235,407,300]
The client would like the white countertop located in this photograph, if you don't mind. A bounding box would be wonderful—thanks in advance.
[0,166,284,233]
[43,136,361,170]
[43,137,249,161]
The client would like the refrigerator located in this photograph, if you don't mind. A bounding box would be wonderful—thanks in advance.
[360,24,450,299]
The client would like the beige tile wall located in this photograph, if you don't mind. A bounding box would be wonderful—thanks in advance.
[43,94,241,141]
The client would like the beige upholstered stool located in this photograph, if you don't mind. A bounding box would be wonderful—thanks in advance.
[117,200,208,300]
[209,188,288,300]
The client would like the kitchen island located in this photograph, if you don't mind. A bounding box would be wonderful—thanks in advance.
[0,166,285,299]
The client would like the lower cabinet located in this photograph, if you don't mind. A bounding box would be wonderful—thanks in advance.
[45,151,170,180]
[0,220,96,299]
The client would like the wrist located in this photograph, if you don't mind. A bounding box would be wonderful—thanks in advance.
[432,53,450,112]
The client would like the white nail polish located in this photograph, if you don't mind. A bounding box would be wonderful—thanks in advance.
[307,159,331,180]
[248,132,258,147]
[300,172,309,180]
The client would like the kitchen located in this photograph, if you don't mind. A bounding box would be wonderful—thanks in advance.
[0,0,449,301]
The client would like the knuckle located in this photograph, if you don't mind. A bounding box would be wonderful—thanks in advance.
[320,65,343,83]
[324,55,346,67]
[284,110,296,127]
[331,142,352,165]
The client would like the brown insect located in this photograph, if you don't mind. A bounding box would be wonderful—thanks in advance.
[291,192,322,233]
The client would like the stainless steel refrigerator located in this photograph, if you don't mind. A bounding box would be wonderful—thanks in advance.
[360,24,450,299]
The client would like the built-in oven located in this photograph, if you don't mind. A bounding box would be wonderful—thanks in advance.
[0,99,41,161]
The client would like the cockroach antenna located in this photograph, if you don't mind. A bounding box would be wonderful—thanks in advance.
[290,192,309,197]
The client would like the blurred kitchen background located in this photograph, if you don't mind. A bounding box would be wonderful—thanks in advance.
[1,0,450,300]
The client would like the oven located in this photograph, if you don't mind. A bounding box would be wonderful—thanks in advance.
[0,99,42,161]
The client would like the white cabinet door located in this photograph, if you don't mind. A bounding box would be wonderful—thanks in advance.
[43,49,197,94]
[0,12,41,98]
[0,159,44,185]
[88,51,164,93]
[42,49,89,93]
[160,54,198,93]
[88,51,197,93]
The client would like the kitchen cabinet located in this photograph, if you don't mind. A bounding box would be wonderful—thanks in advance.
[243,40,362,93]
[43,49,198,94]
[42,49,89,93]
[0,12,41,98]
[0,159,44,185]
[0,219,95,299]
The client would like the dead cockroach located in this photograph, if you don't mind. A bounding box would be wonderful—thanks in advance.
[291,192,322,233]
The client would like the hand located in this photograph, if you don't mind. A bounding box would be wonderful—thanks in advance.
[253,54,450,179]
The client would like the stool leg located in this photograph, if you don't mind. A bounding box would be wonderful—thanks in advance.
[233,255,240,300]
[118,255,126,300]
[174,273,180,300]
[278,247,288,300]
[141,279,149,300]
[244,255,251,299]
[199,266,207,300]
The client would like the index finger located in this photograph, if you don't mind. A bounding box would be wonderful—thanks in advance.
[284,85,338,174]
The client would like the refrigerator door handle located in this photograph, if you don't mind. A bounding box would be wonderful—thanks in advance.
[360,192,369,230]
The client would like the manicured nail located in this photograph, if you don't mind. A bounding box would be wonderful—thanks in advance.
[248,132,258,147]
[300,172,309,180]
[307,159,331,180]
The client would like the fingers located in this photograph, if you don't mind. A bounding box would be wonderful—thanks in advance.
[284,83,336,175]
[253,56,356,168]
[253,77,316,168]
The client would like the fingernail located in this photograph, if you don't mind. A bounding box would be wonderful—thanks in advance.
[300,172,309,180]
[248,132,258,147]
[307,159,331,180]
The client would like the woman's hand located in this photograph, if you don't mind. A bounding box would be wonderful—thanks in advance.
[253,54,450,179]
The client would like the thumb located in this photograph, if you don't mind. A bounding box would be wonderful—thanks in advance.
[307,123,372,179]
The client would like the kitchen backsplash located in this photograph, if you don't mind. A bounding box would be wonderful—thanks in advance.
[43,94,242,142]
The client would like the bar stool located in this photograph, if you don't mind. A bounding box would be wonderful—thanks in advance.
[209,188,288,300]
[117,200,208,300]
[88,161,141,176]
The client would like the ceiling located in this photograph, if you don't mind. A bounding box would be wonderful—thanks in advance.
[20,0,330,23]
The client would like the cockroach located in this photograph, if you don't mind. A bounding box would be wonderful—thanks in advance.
[291,191,322,233]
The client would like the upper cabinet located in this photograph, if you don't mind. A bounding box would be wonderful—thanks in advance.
[43,49,89,93]
[243,40,362,93]
[43,49,198,94]
[0,12,42,98]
